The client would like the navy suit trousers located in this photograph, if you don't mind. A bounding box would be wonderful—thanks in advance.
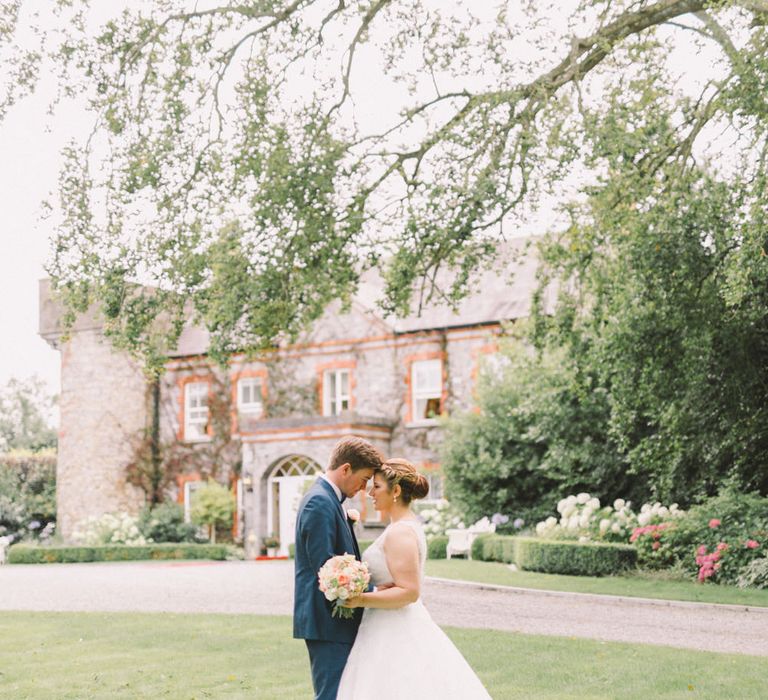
[305,639,353,700]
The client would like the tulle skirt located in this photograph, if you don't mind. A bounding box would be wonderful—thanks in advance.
[337,600,492,699]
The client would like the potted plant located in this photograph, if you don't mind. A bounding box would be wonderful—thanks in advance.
[262,535,280,557]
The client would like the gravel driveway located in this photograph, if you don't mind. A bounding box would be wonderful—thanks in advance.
[1,560,765,656]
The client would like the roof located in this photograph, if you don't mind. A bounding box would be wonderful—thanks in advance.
[41,237,547,358]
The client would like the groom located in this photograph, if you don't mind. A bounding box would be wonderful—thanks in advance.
[293,436,383,700]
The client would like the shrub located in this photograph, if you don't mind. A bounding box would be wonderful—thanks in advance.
[0,450,57,545]
[513,537,637,576]
[190,481,235,544]
[138,502,202,543]
[536,493,684,544]
[415,501,465,538]
[660,491,768,584]
[427,536,448,560]
[736,556,768,590]
[7,542,228,564]
[471,534,510,562]
[72,512,148,546]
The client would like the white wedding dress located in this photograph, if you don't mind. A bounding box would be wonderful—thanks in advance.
[337,519,492,699]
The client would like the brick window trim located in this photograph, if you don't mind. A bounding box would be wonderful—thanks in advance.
[177,375,214,442]
[403,350,448,424]
[316,359,357,415]
[230,368,269,434]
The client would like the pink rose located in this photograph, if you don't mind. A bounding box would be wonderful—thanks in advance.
[708,519,721,529]
[746,540,760,549]
[697,545,707,555]
[652,541,660,551]
[716,542,728,552]
[346,509,361,522]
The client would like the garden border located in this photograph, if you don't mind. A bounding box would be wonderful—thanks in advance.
[425,575,768,615]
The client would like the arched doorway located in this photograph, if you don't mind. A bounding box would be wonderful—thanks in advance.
[266,455,322,556]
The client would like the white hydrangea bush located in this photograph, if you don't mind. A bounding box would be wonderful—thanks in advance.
[72,512,149,546]
[534,493,685,543]
[416,501,465,538]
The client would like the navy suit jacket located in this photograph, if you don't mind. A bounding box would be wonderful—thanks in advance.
[293,478,363,643]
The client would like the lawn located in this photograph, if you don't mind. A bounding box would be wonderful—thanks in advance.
[425,559,768,608]
[1,612,766,699]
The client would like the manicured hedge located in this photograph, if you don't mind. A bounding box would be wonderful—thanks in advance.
[7,543,229,565]
[471,535,637,577]
[427,535,448,560]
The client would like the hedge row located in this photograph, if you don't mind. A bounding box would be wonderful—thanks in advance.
[470,535,637,577]
[7,543,229,564]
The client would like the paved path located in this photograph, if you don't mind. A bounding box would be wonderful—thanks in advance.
[0,560,765,656]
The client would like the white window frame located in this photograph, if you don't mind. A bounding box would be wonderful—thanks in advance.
[237,377,264,417]
[323,369,351,416]
[184,381,210,441]
[183,480,204,523]
[411,358,443,423]
[420,471,445,504]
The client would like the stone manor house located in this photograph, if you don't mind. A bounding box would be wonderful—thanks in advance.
[39,239,542,556]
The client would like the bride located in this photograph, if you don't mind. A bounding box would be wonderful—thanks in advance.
[337,458,492,699]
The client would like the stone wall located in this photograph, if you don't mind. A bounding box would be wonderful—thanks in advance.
[57,329,148,539]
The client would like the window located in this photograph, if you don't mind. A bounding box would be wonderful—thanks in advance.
[421,471,445,502]
[183,480,204,523]
[411,359,443,421]
[323,369,350,416]
[238,377,264,416]
[184,381,209,440]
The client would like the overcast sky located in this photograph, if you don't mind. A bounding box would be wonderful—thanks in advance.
[0,76,74,396]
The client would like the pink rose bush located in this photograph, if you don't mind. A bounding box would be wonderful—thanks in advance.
[318,553,370,619]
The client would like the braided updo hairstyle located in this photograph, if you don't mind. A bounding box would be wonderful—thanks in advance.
[378,458,429,504]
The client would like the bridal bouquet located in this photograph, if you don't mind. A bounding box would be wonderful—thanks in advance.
[318,553,370,619]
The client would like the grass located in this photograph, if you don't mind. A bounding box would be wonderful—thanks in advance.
[425,559,768,607]
[0,612,766,699]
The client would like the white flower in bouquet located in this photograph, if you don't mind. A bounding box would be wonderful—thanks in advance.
[611,522,621,534]
[637,512,651,526]
[599,519,611,534]
[613,498,626,510]
[587,497,601,510]
[577,493,591,505]
[318,553,371,619]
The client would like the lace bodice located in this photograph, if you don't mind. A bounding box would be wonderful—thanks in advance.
[363,519,427,588]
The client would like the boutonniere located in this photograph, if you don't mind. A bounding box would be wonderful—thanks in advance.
[346,509,360,523]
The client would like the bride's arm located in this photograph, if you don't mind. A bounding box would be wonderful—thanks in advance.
[342,525,420,610]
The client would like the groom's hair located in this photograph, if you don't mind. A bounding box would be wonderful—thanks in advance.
[328,436,383,472]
